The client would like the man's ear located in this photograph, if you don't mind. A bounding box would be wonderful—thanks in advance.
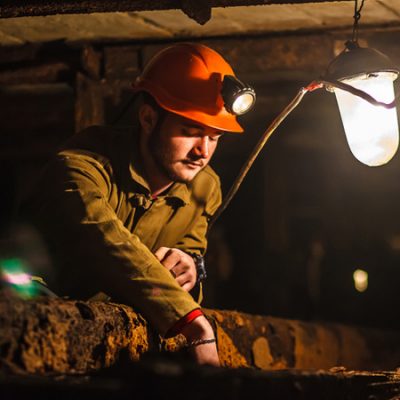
[139,103,158,136]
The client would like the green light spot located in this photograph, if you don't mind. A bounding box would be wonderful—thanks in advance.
[0,257,38,299]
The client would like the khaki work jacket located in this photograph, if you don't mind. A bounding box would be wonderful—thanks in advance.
[22,125,222,336]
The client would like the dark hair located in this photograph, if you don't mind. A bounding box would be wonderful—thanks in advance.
[138,92,167,131]
[112,91,166,126]
[141,92,163,112]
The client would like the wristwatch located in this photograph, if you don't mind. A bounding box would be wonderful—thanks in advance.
[188,253,207,285]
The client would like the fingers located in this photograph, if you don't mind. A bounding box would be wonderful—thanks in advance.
[154,247,197,292]
[154,246,171,262]
[181,280,195,292]
[170,262,189,277]
[175,270,196,289]
[171,264,196,291]
[155,247,182,271]
[160,250,182,271]
[170,269,177,279]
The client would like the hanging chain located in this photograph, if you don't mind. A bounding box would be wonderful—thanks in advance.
[351,0,366,44]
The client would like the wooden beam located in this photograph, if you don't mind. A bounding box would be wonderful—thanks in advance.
[0,62,70,85]
[1,292,399,375]
[75,73,104,132]
[0,0,353,19]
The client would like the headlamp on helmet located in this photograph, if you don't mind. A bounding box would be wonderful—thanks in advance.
[221,75,256,116]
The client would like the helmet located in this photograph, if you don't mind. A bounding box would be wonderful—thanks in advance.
[132,43,248,133]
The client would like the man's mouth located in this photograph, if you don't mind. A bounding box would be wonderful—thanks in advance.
[183,160,204,168]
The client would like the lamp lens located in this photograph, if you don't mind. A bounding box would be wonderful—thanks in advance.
[334,72,399,166]
[232,93,255,115]
[222,75,256,115]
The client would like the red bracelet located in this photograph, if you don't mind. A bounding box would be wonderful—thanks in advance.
[166,308,203,337]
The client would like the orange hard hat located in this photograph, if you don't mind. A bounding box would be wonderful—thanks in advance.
[132,43,245,133]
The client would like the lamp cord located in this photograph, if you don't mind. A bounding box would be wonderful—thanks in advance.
[207,85,314,233]
[207,77,398,233]
[352,0,366,44]
[320,79,399,109]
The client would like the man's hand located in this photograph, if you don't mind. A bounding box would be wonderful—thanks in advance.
[154,247,197,292]
[180,315,220,367]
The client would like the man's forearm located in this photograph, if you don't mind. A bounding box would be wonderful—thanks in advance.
[180,315,220,367]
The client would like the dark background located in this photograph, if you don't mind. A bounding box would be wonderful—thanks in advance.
[1,31,400,330]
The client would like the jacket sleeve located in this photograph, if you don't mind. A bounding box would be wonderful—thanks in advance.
[22,151,200,337]
[174,167,222,257]
[172,168,222,304]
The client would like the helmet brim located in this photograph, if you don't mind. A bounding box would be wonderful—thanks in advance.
[132,83,244,133]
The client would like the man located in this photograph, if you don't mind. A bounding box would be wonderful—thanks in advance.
[21,43,254,366]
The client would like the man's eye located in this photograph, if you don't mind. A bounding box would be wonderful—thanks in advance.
[210,135,221,142]
[182,128,199,137]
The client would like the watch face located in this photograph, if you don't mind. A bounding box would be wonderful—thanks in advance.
[188,253,207,284]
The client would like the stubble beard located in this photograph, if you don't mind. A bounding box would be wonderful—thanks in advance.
[149,127,203,184]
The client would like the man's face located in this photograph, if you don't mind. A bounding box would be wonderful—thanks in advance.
[149,112,223,183]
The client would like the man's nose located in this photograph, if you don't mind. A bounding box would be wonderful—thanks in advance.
[194,137,209,158]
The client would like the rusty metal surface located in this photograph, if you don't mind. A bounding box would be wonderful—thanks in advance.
[1,293,400,376]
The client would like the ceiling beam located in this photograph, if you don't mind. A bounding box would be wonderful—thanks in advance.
[1,0,353,22]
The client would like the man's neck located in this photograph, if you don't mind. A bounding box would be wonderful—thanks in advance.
[151,182,174,198]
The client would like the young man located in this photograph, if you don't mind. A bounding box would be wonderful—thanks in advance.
[21,43,254,366]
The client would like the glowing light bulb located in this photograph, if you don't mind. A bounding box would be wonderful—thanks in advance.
[353,269,368,292]
[232,93,255,115]
[334,72,399,166]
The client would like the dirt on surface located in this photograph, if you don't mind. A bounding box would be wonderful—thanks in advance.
[1,292,400,375]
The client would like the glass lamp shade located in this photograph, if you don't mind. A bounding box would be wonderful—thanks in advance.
[334,72,399,166]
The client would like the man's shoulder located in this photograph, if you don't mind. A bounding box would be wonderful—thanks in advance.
[197,165,221,185]
[59,125,135,167]
[61,125,131,152]
[192,165,220,187]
